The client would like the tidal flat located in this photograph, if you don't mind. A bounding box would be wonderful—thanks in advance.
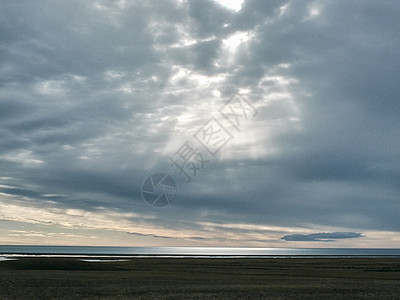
[0,257,399,299]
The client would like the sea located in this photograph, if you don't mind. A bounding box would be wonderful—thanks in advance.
[1,246,400,258]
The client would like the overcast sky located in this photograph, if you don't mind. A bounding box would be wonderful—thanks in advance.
[1,0,399,247]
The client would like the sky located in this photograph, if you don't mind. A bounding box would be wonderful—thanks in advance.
[0,0,399,247]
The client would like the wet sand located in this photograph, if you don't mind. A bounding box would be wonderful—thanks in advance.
[0,257,399,299]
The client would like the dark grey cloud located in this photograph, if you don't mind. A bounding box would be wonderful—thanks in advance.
[187,0,233,38]
[1,0,399,246]
[233,0,287,30]
[281,232,364,242]
[168,39,222,71]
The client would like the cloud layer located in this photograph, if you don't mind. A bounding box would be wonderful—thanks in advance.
[1,0,399,246]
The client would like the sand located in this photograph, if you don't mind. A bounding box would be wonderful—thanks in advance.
[0,257,399,299]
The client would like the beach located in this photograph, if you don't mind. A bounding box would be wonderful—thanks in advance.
[0,257,399,299]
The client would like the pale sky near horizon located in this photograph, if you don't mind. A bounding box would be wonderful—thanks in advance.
[1,0,399,247]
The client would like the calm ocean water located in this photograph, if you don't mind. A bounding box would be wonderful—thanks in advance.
[1,246,400,257]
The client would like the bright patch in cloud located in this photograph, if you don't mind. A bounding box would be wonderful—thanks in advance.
[214,0,243,11]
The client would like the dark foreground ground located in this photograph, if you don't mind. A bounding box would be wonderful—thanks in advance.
[0,257,399,299]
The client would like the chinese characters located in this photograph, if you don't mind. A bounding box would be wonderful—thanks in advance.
[142,92,257,207]
[170,93,257,183]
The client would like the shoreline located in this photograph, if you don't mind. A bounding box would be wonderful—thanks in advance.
[3,255,400,259]
[2,252,400,258]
